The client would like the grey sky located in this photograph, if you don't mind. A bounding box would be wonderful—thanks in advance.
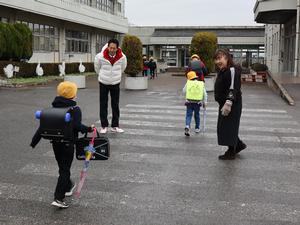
[125,0,259,26]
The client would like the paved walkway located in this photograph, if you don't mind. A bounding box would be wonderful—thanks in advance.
[0,73,300,225]
[271,72,300,105]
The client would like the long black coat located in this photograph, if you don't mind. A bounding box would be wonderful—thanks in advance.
[214,67,242,147]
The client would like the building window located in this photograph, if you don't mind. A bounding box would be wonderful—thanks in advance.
[0,17,8,23]
[19,21,59,52]
[161,46,178,67]
[79,0,92,6]
[117,2,122,12]
[95,0,114,14]
[95,33,114,53]
[66,29,90,53]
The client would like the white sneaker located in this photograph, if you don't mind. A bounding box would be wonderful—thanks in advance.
[184,127,190,137]
[51,199,69,208]
[65,182,76,197]
[100,127,108,134]
[111,127,124,133]
[195,128,201,133]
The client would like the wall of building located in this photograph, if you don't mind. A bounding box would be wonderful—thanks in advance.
[264,16,298,74]
[0,0,128,33]
[265,24,282,73]
[0,0,128,63]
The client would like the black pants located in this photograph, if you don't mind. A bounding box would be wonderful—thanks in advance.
[150,69,155,78]
[229,137,244,151]
[52,142,74,201]
[99,82,120,128]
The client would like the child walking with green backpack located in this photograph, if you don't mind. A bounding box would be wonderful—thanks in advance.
[183,71,208,136]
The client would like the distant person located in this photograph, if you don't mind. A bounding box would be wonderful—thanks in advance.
[94,38,127,134]
[148,57,157,79]
[186,54,208,81]
[143,56,149,77]
[183,71,208,136]
[214,49,247,160]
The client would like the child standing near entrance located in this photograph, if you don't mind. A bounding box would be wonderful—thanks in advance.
[183,71,208,136]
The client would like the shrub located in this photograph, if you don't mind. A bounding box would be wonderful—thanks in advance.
[0,22,33,61]
[0,23,6,59]
[242,60,249,68]
[13,23,33,60]
[190,32,218,73]
[251,63,268,72]
[121,34,143,76]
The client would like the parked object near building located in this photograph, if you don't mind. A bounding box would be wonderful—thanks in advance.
[3,64,14,78]
[121,35,146,90]
[64,74,86,89]
[36,62,43,76]
[79,60,85,73]
[58,61,66,76]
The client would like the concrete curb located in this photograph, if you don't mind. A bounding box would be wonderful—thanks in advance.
[266,71,295,106]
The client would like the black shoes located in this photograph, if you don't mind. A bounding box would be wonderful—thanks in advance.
[218,148,236,160]
[219,142,247,160]
[236,142,247,154]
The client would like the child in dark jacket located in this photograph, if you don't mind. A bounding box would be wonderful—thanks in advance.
[30,81,94,208]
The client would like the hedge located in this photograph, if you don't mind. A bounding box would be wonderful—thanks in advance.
[190,32,218,73]
[0,22,33,61]
[250,63,268,72]
[121,34,143,76]
[0,61,95,78]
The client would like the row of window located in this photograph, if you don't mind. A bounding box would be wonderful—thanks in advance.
[96,0,115,14]
[66,29,90,53]
[19,21,60,52]
[96,34,114,52]
[75,0,122,15]
[17,21,115,53]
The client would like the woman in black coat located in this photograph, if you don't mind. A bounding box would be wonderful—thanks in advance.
[214,49,247,160]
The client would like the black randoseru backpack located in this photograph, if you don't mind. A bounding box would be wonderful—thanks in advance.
[35,107,74,142]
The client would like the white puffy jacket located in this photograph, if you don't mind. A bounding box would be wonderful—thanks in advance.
[94,44,127,85]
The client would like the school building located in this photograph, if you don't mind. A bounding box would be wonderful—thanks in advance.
[128,26,265,68]
[0,0,128,63]
[254,0,300,76]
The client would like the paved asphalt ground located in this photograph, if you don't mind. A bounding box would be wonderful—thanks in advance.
[0,73,300,225]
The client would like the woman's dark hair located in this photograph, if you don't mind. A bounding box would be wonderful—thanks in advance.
[108,38,119,48]
[214,49,242,73]
[214,48,234,69]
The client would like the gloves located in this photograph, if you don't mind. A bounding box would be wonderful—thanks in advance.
[221,100,232,116]
[88,124,95,133]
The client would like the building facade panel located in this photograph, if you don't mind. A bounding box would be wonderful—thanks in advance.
[129,26,265,68]
[255,0,300,75]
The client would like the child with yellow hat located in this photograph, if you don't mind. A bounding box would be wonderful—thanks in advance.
[185,54,208,81]
[183,71,208,136]
[31,81,94,208]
